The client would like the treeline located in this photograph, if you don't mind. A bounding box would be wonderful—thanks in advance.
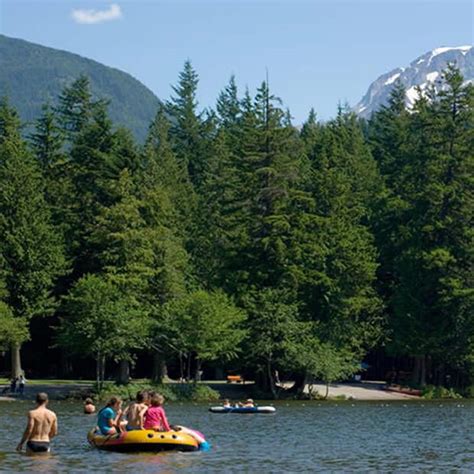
[0,63,472,395]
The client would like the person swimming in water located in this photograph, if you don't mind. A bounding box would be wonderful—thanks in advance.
[16,392,58,454]
[83,398,96,414]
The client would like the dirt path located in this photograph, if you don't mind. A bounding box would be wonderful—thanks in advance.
[305,381,419,400]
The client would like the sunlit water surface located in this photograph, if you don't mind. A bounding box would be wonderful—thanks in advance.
[1,400,473,472]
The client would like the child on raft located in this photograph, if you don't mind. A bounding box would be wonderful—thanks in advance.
[143,394,171,432]
[123,391,149,430]
[97,397,127,435]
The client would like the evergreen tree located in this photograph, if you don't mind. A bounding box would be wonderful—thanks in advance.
[167,60,207,187]
[56,75,99,140]
[217,75,241,131]
[0,100,65,376]
[388,66,474,384]
[299,110,383,365]
[142,109,196,236]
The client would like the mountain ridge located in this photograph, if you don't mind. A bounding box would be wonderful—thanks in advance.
[354,45,473,118]
[0,34,161,141]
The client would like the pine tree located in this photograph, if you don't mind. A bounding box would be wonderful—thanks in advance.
[0,100,65,376]
[30,104,75,246]
[388,66,474,384]
[166,60,207,187]
[300,110,383,359]
[142,109,196,236]
[67,101,121,278]
[56,75,100,140]
[217,75,241,131]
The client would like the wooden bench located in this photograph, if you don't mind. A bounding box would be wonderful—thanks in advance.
[227,375,244,384]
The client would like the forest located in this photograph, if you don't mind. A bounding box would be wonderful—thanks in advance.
[0,62,472,397]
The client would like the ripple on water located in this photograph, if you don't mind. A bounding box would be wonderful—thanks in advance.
[1,400,474,472]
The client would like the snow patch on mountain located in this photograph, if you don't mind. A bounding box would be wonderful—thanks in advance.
[354,45,473,118]
[426,71,439,82]
[385,72,401,85]
[431,45,471,58]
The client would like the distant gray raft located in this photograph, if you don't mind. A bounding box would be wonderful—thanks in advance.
[209,406,276,414]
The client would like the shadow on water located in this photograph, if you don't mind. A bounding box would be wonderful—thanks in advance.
[1,399,474,472]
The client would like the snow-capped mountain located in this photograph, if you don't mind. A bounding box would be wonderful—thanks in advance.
[354,46,473,118]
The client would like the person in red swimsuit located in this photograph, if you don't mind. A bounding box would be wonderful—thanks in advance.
[143,394,171,431]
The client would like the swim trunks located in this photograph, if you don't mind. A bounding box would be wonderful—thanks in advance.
[26,441,50,453]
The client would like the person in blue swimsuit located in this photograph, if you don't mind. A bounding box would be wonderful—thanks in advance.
[97,397,124,435]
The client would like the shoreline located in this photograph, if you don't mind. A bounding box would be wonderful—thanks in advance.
[1,379,421,402]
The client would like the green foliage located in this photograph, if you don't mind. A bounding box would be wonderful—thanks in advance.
[369,65,474,385]
[0,100,66,322]
[422,385,462,400]
[0,60,472,393]
[0,302,29,349]
[163,290,246,365]
[58,274,150,387]
[96,381,220,402]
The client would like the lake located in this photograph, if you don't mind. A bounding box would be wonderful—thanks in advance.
[0,400,473,472]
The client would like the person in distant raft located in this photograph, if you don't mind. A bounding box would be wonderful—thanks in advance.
[16,392,58,454]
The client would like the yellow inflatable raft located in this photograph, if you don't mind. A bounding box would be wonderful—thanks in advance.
[87,428,199,452]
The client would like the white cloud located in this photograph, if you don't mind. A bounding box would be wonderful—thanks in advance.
[72,3,122,25]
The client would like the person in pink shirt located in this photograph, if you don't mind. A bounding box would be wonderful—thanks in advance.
[143,394,171,431]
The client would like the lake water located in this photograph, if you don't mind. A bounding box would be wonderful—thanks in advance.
[1,400,473,472]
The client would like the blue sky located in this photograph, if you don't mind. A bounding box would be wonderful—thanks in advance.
[1,0,472,122]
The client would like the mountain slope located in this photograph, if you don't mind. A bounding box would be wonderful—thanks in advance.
[354,46,473,118]
[0,34,160,141]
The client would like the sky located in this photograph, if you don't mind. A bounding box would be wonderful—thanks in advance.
[0,0,472,122]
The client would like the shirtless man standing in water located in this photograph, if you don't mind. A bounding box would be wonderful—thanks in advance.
[16,392,58,454]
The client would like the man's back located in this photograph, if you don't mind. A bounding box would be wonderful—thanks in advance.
[126,402,147,428]
[29,406,57,442]
[17,392,58,454]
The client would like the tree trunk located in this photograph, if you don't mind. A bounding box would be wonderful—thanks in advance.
[289,373,307,395]
[11,344,22,378]
[186,353,192,382]
[100,356,106,388]
[325,382,329,399]
[59,351,72,378]
[194,358,202,383]
[267,360,277,399]
[152,352,168,384]
[419,355,427,386]
[96,356,101,390]
[179,353,184,382]
[413,355,426,386]
[96,355,106,391]
[435,363,445,386]
[116,360,130,385]
[214,366,224,380]
[412,356,420,385]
